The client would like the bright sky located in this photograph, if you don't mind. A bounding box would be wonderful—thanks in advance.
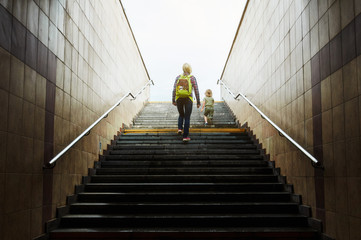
[121,0,246,101]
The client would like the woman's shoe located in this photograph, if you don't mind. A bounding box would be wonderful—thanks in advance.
[177,129,182,135]
[183,137,191,142]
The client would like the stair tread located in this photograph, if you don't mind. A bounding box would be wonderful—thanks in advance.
[71,202,298,206]
[61,213,307,218]
[51,227,317,233]
[78,191,290,195]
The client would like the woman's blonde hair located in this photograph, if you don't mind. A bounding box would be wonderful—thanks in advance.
[205,89,212,97]
[182,63,192,75]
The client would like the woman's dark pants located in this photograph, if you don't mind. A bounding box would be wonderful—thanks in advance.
[176,98,193,138]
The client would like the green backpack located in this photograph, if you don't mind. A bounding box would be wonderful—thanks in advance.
[176,75,192,100]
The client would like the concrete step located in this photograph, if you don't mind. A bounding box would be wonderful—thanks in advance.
[103,154,265,161]
[83,182,285,193]
[68,202,300,214]
[50,228,318,240]
[76,192,293,203]
[89,175,279,183]
[58,214,309,228]
[94,167,274,175]
[100,160,269,168]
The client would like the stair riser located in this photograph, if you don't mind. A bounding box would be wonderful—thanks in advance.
[77,193,292,203]
[90,176,279,183]
[104,155,264,161]
[115,140,254,145]
[59,217,309,228]
[117,136,251,141]
[109,144,257,150]
[83,184,285,192]
[107,150,260,155]
[100,161,269,168]
[94,168,274,175]
[69,204,299,215]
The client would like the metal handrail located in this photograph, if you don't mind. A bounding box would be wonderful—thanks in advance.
[217,79,323,168]
[45,79,154,168]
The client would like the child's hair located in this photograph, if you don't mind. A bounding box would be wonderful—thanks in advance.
[205,89,212,97]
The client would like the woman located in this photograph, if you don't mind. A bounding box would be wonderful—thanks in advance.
[172,63,200,142]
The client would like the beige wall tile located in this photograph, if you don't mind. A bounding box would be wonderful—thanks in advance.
[5,173,32,213]
[36,75,46,109]
[319,0,329,17]
[26,0,39,37]
[0,0,12,11]
[33,139,44,173]
[7,94,23,135]
[302,4,310,37]
[304,60,312,91]
[343,60,358,102]
[356,0,361,15]
[0,89,8,132]
[322,109,333,143]
[10,56,24,98]
[329,0,341,39]
[31,174,43,209]
[49,21,58,54]
[23,101,35,138]
[348,177,361,218]
[56,60,64,90]
[336,213,350,240]
[55,87,63,117]
[319,12,330,49]
[344,98,360,139]
[54,115,63,146]
[0,132,6,173]
[349,216,361,240]
[335,177,349,214]
[0,173,4,215]
[12,0,27,25]
[34,106,45,141]
[358,56,361,95]
[57,31,65,62]
[323,142,335,176]
[39,0,49,16]
[330,69,344,107]
[64,40,72,68]
[63,65,71,94]
[4,210,30,240]
[30,207,42,239]
[39,9,49,47]
[310,23,319,58]
[325,211,337,238]
[332,103,345,141]
[321,77,332,111]
[52,173,61,205]
[306,176,316,208]
[333,140,347,176]
[305,118,314,147]
[24,66,37,104]
[346,138,361,177]
[340,0,355,28]
[0,47,10,91]
[324,177,336,211]
[309,0,319,28]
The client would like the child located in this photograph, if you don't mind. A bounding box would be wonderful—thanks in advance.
[201,89,214,126]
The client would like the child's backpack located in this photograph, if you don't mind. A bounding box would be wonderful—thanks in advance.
[176,75,192,99]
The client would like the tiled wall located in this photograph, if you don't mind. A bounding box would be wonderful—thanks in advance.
[0,0,150,239]
[222,0,361,239]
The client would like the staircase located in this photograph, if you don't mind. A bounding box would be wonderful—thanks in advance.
[49,102,321,239]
